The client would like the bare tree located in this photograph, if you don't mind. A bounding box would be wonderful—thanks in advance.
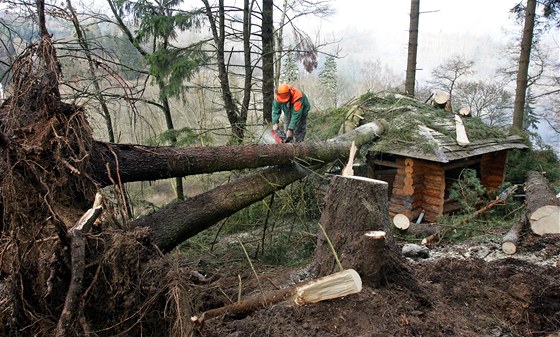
[454,80,512,126]
[428,55,474,107]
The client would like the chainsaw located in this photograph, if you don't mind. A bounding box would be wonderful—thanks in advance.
[271,129,287,143]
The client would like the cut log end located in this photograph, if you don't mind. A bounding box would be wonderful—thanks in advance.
[393,214,410,230]
[501,241,517,255]
[529,205,560,236]
[365,230,386,239]
[294,269,362,305]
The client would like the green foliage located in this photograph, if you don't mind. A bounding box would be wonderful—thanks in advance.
[319,55,338,107]
[448,168,487,213]
[281,49,299,83]
[506,147,560,188]
[261,232,316,266]
[147,43,209,99]
[155,127,213,146]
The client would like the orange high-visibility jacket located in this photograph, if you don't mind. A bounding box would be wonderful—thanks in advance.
[272,86,310,130]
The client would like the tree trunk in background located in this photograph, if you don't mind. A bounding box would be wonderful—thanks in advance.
[158,80,184,200]
[405,0,420,97]
[203,0,244,143]
[512,0,537,131]
[241,0,252,126]
[262,0,274,123]
[66,0,115,142]
[274,0,288,87]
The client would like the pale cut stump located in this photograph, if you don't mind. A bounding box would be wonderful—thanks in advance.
[310,175,410,288]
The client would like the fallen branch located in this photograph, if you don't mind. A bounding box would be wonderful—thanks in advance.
[191,269,362,325]
[501,216,527,255]
[55,193,103,337]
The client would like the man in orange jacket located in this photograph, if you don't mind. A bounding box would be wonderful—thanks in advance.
[271,83,311,142]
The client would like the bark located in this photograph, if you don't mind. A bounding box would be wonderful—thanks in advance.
[501,216,526,255]
[512,0,537,131]
[130,164,307,252]
[525,171,560,235]
[126,122,386,252]
[405,0,420,97]
[90,121,388,187]
[309,175,401,286]
[261,0,274,122]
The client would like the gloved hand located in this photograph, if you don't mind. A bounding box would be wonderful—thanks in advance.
[272,123,278,131]
[284,136,293,143]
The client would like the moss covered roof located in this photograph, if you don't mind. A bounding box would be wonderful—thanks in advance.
[316,92,527,163]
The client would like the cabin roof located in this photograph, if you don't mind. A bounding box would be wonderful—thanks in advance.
[345,93,529,163]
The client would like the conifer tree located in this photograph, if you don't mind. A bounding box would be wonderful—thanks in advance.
[319,55,338,108]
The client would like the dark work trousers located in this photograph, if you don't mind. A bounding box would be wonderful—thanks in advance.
[284,112,308,142]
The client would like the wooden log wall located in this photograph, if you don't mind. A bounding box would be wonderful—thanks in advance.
[388,158,423,221]
[480,150,507,192]
[418,161,446,222]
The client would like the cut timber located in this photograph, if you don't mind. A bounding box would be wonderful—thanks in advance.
[310,175,408,287]
[341,141,357,177]
[459,106,471,116]
[525,171,560,236]
[501,216,527,255]
[433,91,450,105]
[191,269,362,324]
[454,114,470,146]
[393,214,410,230]
[529,206,560,236]
[294,268,362,305]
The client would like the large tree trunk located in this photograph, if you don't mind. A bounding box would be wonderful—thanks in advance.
[128,121,387,252]
[525,170,560,235]
[90,121,387,187]
[405,0,420,97]
[309,175,405,287]
[131,164,307,252]
[512,0,537,131]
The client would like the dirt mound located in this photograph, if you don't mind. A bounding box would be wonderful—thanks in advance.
[196,235,560,337]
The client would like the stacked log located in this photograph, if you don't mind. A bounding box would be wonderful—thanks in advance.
[480,151,507,191]
[422,162,446,222]
[389,158,423,220]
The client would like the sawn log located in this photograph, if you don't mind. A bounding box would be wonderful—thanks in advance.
[525,171,560,236]
[191,269,362,325]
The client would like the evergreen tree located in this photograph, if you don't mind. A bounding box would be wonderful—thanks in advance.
[319,55,338,108]
[281,50,299,83]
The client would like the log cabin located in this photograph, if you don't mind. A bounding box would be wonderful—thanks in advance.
[342,93,528,223]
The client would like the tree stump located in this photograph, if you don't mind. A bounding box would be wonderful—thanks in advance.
[310,175,403,287]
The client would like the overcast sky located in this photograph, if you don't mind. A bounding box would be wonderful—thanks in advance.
[300,0,527,81]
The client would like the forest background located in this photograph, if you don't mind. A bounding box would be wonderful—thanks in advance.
[0,0,559,204]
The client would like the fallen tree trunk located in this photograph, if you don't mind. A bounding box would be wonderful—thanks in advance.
[131,164,307,252]
[129,122,386,252]
[90,121,387,187]
[525,171,560,236]
[191,269,362,325]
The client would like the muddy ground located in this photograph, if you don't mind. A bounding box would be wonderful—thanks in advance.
[189,231,560,337]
